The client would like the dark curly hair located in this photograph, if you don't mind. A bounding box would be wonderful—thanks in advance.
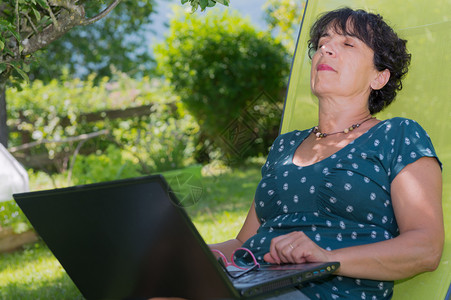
[308,8,411,114]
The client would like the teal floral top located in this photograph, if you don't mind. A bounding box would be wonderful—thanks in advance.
[241,118,441,299]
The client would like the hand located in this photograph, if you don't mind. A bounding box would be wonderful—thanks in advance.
[264,231,331,264]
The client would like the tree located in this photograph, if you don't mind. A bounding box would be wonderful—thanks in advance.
[155,8,290,163]
[0,0,124,148]
[0,0,230,148]
[183,0,229,12]
[263,0,305,54]
[27,1,157,83]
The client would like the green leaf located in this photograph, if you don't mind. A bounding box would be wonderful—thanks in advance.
[199,0,208,10]
[4,47,14,57]
[0,40,4,51]
[181,0,189,4]
[22,63,31,73]
[32,7,41,21]
[35,0,49,9]
[11,63,30,84]
[0,20,11,26]
[215,0,229,6]
[8,28,21,41]
[0,63,7,73]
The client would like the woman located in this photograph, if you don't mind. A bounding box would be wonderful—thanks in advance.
[210,7,444,299]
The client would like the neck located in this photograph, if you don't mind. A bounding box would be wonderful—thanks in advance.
[317,96,372,133]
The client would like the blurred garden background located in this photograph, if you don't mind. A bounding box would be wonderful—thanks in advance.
[1,0,450,299]
[0,0,304,298]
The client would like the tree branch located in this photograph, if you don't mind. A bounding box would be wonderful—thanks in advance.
[21,0,122,56]
[44,0,60,30]
[21,12,39,37]
[81,0,122,25]
[8,129,109,153]
[21,5,85,56]
[66,136,88,184]
[0,3,7,16]
[15,0,20,57]
[48,0,79,13]
[0,68,13,84]
[0,56,24,65]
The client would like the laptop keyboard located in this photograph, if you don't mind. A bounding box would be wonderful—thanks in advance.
[231,270,296,284]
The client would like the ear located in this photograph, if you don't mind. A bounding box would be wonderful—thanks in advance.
[370,69,391,90]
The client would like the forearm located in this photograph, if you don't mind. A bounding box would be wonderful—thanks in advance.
[208,201,259,260]
[329,229,443,281]
[209,239,244,260]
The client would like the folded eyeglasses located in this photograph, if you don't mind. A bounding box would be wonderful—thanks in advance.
[211,247,260,279]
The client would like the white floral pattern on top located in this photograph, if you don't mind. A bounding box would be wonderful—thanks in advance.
[242,117,441,300]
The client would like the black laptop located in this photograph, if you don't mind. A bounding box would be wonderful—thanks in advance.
[13,175,339,299]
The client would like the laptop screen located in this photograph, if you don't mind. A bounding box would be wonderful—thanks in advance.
[14,175,237,299]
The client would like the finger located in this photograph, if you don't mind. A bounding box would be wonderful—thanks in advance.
[274,235,297,264]
[276,232,310,264]
[263,252,277,264]
[271,234,296,263]
[268,235,286,264]
[278,242,294,263]
[290,232,326,263]
[291,247,308,264]
[265,244,290,264]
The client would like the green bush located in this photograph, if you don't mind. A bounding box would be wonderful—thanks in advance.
[0,200,32,233]
[0,170,71,233]
[155,8,290,163]
[7,71,200,174]
[116,101,200,173]
[71,145,141,185]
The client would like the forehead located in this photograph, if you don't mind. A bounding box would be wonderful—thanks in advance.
[319,19,376,56]
[318,17,375,52]
[321,18,361,38]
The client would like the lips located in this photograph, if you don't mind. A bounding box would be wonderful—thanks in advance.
[317,64,336,71]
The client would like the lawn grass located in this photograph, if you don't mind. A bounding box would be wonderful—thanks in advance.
[0,242,84,299]
[2,159,449,299]
[0,162,263,299]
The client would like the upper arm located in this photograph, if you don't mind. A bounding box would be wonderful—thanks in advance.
[236,201,261,244]
[391,156,444,248]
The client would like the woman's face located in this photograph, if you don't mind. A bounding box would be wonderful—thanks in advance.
[310,25,380,101]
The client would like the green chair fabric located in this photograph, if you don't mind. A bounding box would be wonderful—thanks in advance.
[280,0,451,299]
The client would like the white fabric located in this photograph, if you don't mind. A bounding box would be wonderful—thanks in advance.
[0,144,29,202]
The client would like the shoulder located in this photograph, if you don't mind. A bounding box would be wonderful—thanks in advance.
[278,128,312,139]
[270,129,312,149]
[378,118,441,178]
[381,117,426,131]
[375,117,430,140]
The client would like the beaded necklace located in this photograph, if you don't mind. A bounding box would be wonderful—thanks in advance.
[313,116,375,138]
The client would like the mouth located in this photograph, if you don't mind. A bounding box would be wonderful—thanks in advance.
[317,64,336,71]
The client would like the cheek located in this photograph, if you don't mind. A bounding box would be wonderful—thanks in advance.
[310,64,317,88]
[341,62,370,86]
[310,67,316,83]
[310,69,321,93]
[352,56,377,82]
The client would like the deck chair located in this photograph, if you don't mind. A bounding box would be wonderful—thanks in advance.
[280,0,451,299]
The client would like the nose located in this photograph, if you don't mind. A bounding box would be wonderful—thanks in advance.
[319,43,335,56]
